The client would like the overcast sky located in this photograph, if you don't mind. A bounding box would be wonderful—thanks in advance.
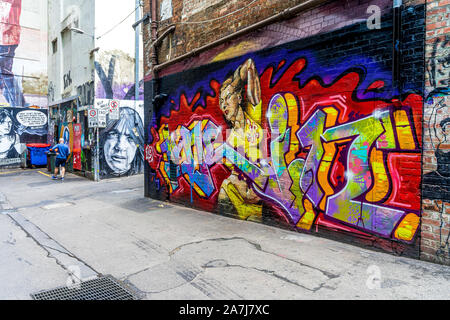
[95,0,143,58]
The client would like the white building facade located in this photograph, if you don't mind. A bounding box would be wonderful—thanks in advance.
[47,0,144,180]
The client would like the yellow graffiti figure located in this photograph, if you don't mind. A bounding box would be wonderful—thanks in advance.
[218,59,264,221]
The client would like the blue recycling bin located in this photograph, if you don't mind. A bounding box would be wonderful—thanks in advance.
[27,144,51,166]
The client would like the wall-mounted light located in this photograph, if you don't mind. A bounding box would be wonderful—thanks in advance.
[69,27,95,38]
[89,47,100,56]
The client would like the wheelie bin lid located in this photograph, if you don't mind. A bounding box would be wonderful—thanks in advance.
[26,143,51,148]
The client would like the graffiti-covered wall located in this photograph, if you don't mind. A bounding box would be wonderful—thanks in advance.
[145,1,428,258]
[0,0,48,108]
[0,107,47,167]
[421,0,450,264]
[97,99,144,178]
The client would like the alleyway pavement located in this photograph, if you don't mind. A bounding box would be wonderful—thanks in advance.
[0,168,449,300]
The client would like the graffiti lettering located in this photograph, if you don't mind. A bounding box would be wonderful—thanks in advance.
[63,71,72,90]
[148,57,423,244]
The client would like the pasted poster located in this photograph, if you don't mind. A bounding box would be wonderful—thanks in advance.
[73,123,81,170]
[0,107,47,166]
[98,99,144,178]
[58,105,74,168]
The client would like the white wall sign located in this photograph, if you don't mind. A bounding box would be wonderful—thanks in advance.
[16,110,47,127]
[88,106,98,128]
[109,99,120,120]
[98,107,108,128]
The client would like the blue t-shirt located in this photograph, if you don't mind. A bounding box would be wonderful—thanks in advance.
[51,143,70,160]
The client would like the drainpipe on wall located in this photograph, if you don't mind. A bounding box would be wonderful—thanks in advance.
[151,0,158,78]
[135,0,141,101]
[393,0,402,100]
[150,0,159,131]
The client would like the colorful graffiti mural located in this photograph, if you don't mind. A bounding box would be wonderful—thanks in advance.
[147,51,423,246]
[144,2,429,255]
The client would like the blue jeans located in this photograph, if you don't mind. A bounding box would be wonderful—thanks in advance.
[0,45,25,107]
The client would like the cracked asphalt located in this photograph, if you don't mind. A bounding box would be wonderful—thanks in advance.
[0,168,449,300]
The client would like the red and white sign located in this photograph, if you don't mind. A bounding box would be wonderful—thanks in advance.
[88,106,99,128]
[109,100,120,120]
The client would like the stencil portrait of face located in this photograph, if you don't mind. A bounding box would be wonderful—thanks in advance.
[101,107,144,176]
[0,109,16,157]
[104,121,137,174]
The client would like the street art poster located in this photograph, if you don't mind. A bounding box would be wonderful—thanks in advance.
[73,123,81,170]
[99,100,144,178]
[59,122,73,163]
[0,107,47,166]
[0,0,48,108]
[146,19,425,254]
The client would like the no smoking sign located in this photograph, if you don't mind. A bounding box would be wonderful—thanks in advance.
[110,100,119,110]
[109,100,120,120]
[88,106,99,128]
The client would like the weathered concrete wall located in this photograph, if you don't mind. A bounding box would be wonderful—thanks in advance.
[47,0,95,106]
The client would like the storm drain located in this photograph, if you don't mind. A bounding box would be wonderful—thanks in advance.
[31,275,140,300]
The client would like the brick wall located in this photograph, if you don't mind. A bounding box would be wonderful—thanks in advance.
[142,0,450,265]
[143,0,339,78]
[421,0,450,265]
[144,0,391,78]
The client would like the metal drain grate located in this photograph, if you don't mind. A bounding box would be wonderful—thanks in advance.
[31,275,140,300]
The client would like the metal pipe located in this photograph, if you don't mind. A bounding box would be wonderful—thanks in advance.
[152,24,176,50]
[95,127,99,182]
[151,0,159,73]
[392,0,402,97]
[153,0,329,73]
[135,0,141,101]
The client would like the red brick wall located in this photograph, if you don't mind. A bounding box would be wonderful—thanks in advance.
[143,0,335,78]
[421,0,450,265]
